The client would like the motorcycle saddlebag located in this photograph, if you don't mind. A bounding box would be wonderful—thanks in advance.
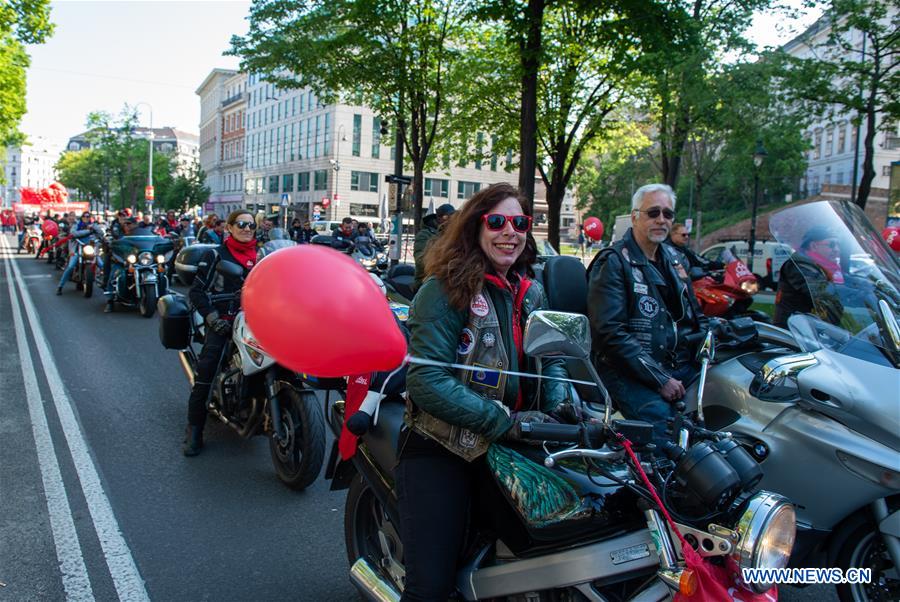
[158,293,191,350]
[174,243,217,287]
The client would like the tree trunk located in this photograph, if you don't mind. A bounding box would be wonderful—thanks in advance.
[517,0,545,212]
[545,177,565,252]
[855,83,879,210]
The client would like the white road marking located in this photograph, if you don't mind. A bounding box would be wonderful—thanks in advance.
[2,236,150,601]
[2,239,95,600]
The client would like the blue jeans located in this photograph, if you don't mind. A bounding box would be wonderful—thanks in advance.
[58,254,78,288]
[105,263,124,295]
[600,363,699,448]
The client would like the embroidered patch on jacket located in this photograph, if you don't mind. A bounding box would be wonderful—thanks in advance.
[481,332,496,348]
[471,363,501,388]
[638,295,660,318]
[458,328,475,355]
[459,429,478,449]
[632,267,644,283]
[471,293,489,317]
[634,283,648,295]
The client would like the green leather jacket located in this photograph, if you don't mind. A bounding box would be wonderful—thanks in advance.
[406,275,571,442]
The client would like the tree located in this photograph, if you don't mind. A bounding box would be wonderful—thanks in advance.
[55,148,105,204]
[162,160,210,212]
[230,0,468,230]
[0,0,53,144]
[637,0,774,187]
[775,0,899,209]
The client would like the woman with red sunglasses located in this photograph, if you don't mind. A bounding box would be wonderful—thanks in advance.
[399,182,571,600]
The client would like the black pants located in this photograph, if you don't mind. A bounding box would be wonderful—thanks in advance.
[186,330,229,428]
[396,430,476,601]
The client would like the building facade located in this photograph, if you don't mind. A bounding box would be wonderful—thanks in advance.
[2,136,65,206]
[197,68,247,216]
[66,127,199,172]
[783,11,900,198]
[239,73,521,227]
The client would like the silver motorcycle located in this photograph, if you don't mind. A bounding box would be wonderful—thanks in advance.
[686,200,900,602]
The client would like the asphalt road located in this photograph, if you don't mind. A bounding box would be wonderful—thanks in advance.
[0,233,835,602]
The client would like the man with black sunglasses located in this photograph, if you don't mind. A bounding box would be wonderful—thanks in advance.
[586,183,706,446]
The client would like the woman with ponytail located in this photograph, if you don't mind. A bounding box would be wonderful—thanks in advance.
[182,210,259,456]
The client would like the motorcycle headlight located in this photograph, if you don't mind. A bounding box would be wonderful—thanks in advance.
[741,280,759,295]
[362,258,376,267]
[156,254,166,264]
[127,254,137,264]
[138,252,153,266]
[732,492,796,592]
[82,244,95,257]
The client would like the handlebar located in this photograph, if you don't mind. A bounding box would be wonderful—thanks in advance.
[518,422,608,447]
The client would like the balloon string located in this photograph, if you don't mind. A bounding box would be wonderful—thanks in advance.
[402,354,601,388]
[373,362,406,426]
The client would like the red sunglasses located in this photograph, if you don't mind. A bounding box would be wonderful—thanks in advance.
[482,213,532,233]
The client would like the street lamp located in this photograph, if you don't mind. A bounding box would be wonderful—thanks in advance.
[748,139,768,272]
[329,124,347,219]
[135,102,153,217]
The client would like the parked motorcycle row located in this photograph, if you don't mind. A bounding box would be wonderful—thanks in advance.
[26,200,900,602]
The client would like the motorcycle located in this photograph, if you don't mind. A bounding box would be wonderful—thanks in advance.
[67,227,104,298]
[692,248,769,322]
[21,224,41,255]
[106,229,174,317]
[323,309,796,601]
[158,241,326,490]
[684,200,900,602]
[350,235,389,275]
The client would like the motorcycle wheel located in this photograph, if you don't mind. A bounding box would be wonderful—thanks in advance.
[344,473,405,592]
[83,269,94,298]
[268,388,325,491]
[139,284,157,318]
[836,522,900,602]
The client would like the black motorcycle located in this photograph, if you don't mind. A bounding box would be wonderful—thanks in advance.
[323,307,797,601]
[158,243,326,490]
[106,229,174,317]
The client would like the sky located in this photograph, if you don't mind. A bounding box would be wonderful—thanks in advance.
[21,0,824,148]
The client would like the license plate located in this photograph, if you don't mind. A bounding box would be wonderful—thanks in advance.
[610,544,650,565]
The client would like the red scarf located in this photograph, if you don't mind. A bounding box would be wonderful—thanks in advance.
[483,273,533,410]
[806,251,844,284]
[225,236,257,269]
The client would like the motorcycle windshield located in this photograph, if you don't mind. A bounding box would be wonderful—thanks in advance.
[259,239,296,258]
[769,200,900,366]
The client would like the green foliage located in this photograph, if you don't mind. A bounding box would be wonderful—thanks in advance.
[773,0,899,208]
[161,160,210,211]
[231,0,470,227]
[0,0,53,144]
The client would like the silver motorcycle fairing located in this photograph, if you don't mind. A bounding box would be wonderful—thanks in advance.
[688,353,900,531]
[795,347,900,453]
[456,530,661,601]
[232,312,276,374]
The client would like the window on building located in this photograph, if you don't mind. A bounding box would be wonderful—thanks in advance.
[283,173,294,192]
[324,113,332,149]
[245,178,255,194]
[352,114,362,157]
[314,169,328,190]
[315,115,323,157]
[457,181,481,199]
[884,165,893,176]
[350,171,379,193]
[837,123,847,154]
[885,121,900,150]
[475,132,484,170]
[306,118,313,159]
[268,175,279,193]
[372,116,381,159]
[813,129,822,160]
[850,126,858,153]
[825,126,833,157]
[300,93,306,114]
[836,172,844,184]
[298,171,310,191]
[424,178,449,198]
[505,150,514,171]
[490,135,498,171]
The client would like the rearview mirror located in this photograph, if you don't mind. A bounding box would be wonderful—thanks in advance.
[216,260,244,279]
[523,311,591,359]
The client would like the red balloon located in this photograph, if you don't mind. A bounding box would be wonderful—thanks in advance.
[583,217,604,241]
[883,227,900,252]
[242,245,407,377]
[41,220,58,236]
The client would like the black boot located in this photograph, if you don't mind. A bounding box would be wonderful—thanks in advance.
[104,300,114,313]
[182,425,204,457]
[56,287,62,295]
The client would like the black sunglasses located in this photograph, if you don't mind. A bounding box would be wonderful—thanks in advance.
[482,214,532,233]
[635,207,675,220]
[234,220,257,231]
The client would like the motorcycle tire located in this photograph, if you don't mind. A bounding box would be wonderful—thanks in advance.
[268,387,325,491]
[83,269,94,298]
[139,284,157,318]
[835,518,900,602]
[344,473,405,593]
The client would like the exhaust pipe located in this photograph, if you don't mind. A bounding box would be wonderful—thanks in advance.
[177,351,195,387]
[349,558,401,602]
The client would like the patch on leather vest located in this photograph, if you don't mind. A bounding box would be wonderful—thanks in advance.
[470,293,489,317]
[458,328,475,355]
[638,295,660,318]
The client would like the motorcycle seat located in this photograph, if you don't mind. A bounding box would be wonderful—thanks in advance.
[361,398,406,472]
[541,255,587,315]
